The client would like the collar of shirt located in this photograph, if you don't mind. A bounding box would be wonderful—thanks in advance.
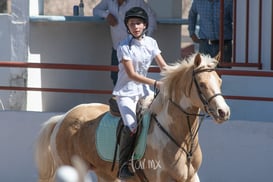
[129,34,146,47]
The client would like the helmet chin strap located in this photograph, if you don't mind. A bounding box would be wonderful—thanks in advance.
[128,29,147,50]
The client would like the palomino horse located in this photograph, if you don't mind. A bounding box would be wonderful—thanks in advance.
[35,53,230,182]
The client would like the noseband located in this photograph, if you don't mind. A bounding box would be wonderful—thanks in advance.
[192,68,222,113]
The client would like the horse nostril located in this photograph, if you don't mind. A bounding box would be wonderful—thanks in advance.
[218,109,225,118]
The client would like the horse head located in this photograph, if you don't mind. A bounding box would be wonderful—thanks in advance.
[159,53,230,124]
[191,53,230,123]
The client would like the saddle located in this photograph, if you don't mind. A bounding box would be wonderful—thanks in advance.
[108,95,154,117]
[108,96,121,117]
[96,96,153,160]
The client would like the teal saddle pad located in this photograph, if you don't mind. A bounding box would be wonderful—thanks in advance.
[96,112,150,162]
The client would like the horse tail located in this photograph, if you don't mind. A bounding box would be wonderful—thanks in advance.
[35,114,64,182]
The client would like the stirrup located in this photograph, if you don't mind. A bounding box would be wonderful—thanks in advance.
[118,163,134,180]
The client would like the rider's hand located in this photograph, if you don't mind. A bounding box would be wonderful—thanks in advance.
[106,13,118,26]
[191,33,200,43]
[155,81,163,90]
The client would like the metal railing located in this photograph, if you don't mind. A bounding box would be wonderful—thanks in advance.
[0,61,273,103]
[218,0,263,69]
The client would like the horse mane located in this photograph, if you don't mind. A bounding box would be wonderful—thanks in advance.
[149,53,218,113]
[161,56,194,104]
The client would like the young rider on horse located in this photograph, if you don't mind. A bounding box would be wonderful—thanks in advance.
[112,7,168,180]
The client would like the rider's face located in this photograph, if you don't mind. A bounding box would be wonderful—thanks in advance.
[127,18,146,39]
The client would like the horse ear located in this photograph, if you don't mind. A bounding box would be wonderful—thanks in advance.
[194,53,202,67]
[214,51,221,62]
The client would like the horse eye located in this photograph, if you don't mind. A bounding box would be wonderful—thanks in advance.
[199,82,207,89]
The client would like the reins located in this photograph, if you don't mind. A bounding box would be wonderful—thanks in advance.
[151,68,221,161]
[151,102,207,161]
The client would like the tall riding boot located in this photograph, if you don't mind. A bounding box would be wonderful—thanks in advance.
[118,126,136,180]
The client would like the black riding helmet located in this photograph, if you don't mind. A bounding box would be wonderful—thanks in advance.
[124,7,149,30]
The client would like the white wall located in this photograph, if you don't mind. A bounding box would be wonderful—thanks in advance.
[0,111,272,182]
[222,75,273,121]
[0,111,58,182]
[27,1,182,112]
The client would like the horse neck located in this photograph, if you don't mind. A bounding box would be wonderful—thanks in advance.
[150,94,201,147]
[168,101,200,144]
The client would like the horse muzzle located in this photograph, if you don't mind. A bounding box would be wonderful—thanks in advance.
[209,105,230,123]
[205,100,230,123]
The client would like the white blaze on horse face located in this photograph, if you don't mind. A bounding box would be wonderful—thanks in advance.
[207,72,230,122]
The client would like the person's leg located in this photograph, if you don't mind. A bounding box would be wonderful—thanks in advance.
[199,40,214,57]
[223,41,232,63]
[116,96,138,179]
[116,96,138,132]
[111,48,119,86]
[214,41,232,68]
[210,44,220,58]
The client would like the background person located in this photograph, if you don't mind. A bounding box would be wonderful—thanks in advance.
[93,0,157,86]
[188,0,233,64]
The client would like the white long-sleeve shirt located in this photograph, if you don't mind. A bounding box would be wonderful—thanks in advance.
[93,0,157,50]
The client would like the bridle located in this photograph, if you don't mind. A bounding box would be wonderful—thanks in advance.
[152,67,222,161]
[192,68,223,113]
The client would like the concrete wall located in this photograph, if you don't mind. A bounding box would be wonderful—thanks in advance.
[0,111,272,182]
[27,20,181,112]
[28,20,113,112]
[222,75,273,121]
[0,15,12,109]
[26,0,182,112]
[0,0,182,112]
[0,0,29,110]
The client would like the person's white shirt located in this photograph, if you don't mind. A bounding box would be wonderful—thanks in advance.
[113,35,161,97]
[93,0,157,50]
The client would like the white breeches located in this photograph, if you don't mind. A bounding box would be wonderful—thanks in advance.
[116,95,140,133]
